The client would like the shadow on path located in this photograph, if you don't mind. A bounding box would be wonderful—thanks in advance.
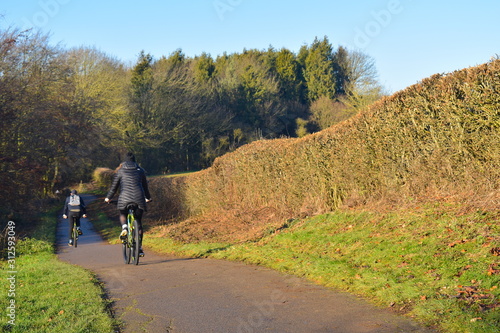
[56,195,437,333]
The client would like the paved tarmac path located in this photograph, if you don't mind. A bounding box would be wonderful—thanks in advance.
[56,195,436,333]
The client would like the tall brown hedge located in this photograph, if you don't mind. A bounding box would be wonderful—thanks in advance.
[146,60,500,240]
[92,168,115,191]
[147,176,189,222]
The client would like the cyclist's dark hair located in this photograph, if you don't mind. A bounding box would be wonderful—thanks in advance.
[125,152,136,162]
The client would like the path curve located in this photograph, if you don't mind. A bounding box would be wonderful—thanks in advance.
[56,195,436,333]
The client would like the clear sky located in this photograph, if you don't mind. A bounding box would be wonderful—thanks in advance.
[2,0,499,93]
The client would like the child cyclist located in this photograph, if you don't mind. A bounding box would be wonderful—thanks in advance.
[63,189,87,246]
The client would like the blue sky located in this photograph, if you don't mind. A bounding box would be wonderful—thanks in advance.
[2,0,499,93]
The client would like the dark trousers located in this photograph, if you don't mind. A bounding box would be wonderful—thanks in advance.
[68,212,81,239]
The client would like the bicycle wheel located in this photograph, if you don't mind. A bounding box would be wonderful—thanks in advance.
[72,217,78,248]
[122,239,131,264]
[132,219,140,265]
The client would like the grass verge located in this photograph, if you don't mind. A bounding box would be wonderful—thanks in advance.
[0,208,118,332]
[92,202,500,333]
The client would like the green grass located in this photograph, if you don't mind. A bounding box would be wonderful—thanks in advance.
[145,236,231,258]
[92,211,231,257]
[134,205,500,333]
[92,211,122,244]
[0,209,117,332]
[91,203,231,255]
[149,171,198,178]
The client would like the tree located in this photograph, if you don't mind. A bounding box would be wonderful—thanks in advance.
[125,51,170,160]
[333,47,385,111]
[130,51,154,124]
[332,46,350,96]
[303,36,336,102]
[193,52,215,83]
[274,48,304,101]
[333,46,381,98]
[63,46,130,171]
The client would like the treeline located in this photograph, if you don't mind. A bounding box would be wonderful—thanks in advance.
[126,37,383,173]
[0,26,383,220]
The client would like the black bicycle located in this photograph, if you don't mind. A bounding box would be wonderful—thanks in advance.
[122,204,140,265]
[71,215,79,248]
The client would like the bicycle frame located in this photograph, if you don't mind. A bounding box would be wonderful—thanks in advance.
[122,204,140,265]
[71,215,79,248]
[126,207,135,248]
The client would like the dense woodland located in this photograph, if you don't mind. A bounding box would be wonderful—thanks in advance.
[0,26,384,220]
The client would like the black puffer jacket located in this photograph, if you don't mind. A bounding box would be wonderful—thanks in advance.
[106,161,152,211]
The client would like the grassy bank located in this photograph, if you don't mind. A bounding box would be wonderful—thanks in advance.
[0,208,117,332]
[124,204,499,333]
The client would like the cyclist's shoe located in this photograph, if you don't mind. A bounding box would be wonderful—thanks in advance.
[120,228,128,240]
[77,227,83,235]
[68,239,73,246]
[139,249,145,257]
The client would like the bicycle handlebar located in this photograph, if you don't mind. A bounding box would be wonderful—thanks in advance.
[105,199,152,204]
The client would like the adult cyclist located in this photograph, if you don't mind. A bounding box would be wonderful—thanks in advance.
[105,152,152,257]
